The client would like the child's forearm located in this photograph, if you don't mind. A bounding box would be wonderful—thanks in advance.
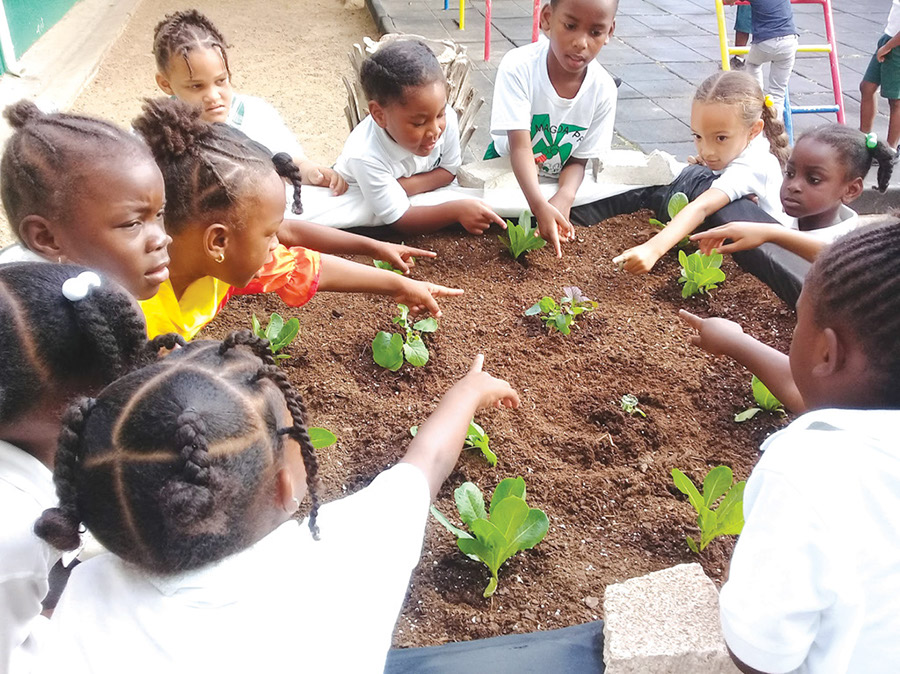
[648,189,730,256]
[768,228,827,262]
[278,219,380,256]
[508,131,549,213]
[724,333,805,412]
[556,159,586,201]
[317,253,405,295]
[397,168,455,197]
[391,203,461,234]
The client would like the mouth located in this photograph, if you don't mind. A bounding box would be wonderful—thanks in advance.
[781,197,803,213]
[419,140,437,153]
[565,54,586,67]
[206,105,227,116]
[145,259,170,285]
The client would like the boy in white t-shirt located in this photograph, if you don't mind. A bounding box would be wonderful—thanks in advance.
[486,0,619,257]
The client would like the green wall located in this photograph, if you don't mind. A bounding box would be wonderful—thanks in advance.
[2,0,81,70]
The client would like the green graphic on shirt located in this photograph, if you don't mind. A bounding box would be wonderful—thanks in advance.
[530,114,587,166]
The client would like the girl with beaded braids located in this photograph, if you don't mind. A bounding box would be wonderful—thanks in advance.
[0,262,183,673]
[34,336,519,674]
[681,222,900,671]
[132,97,462,340]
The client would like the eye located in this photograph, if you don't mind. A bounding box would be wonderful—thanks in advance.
[808,175,821,185]
[565,23,576,30]
[716,135,728,142]
[156,208,166,220]
[591,29,603,37]
[216,78,227,85]
[191,84,202,90]
[692,133,701,141]
[784,168,795,178]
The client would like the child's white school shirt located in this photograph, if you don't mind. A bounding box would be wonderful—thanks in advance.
[39,463,431,674]
[225,93,307,161]
[719,408,900,673]
[0,244,44,265]
[488,38,617,178]
[787,203,859,243]
[333,104,462,225]
[709,134,788,224]
[885,0,900,36]
[0,439,59,674]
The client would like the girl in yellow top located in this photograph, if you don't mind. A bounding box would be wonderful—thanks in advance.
[133,98,462,340]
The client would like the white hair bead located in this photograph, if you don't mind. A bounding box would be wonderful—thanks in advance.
[62,271,102,302]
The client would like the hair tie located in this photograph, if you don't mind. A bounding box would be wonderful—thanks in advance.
[764,95,774,109]
[865,132,878,150]
[62,271,101,302]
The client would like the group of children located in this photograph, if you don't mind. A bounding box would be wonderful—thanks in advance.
[0,0,898,672]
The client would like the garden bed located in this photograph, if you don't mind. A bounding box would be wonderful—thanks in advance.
[204,210,795,647]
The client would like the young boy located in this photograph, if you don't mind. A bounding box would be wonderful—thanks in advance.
[860,0,900,152]
[486,0,619,257]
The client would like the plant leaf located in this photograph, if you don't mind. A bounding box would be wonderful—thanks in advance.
[455,482,487,525]
[667,191,689,219]
[412,317,438,333]
[430,505,473,540]
[483,575,499,598]
[272,317,300,351]
[714,481,746,536]
[251,314,262,338]
[403,334,430,367]
[686,535,699,553]
[372,331,404,371]
[470,518,509,573]
[373,260,403,274]
[702,465,733,507]
[308,427,337,450]
[503,507,549,557]
[490,495,530,544]
[409,425,418,437]
[734,407,762,422]
[265,313,284,342]
[671,468,704,514]
[490,477,526,516]
[457,535,491,563]
[524,303,542,316]
[751,375,783,412]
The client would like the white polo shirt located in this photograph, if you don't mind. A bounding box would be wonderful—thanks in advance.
[787,204,859,243]
[710,134,788,224]
[226,93,307,161]
[720,409,900,673]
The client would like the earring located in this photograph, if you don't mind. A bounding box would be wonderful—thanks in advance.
[215,253,225,263]
[292,497,300,509]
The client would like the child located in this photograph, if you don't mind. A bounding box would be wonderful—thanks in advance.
[0,262,181,673]
[731,3,752,70]
[0,101,171,300]
[680,222,900,670]
[723,0,797,115]
[330,40,506,236]
[487,0,618,257]
[34,338,519,673]
[132,98,462,340]
[860,0,900,152]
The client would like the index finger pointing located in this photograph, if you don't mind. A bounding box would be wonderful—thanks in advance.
[469,354,484,373]
[678,309,702,328]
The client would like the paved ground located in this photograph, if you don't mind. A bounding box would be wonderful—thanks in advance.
[369,0,893,164]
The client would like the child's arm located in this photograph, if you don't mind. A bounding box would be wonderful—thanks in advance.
[613,188,731,274]
[508,130,575,258]
[295,159,349,195]
[401,355,519,499]
[878,31,900,62]
[691,222,827,262]
[679,310,805,412]
[317,254,463,317]
[391,201,507,236]
[397,168,456,197]
[548,158,588,222]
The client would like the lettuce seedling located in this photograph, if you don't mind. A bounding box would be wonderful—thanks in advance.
[252,312,300,360]
[499,210,547,260]
[671,465,745,553]
[734,375,786,422]
[678,250,726,298]
[373,259,403,274]
[649,192,691,248]
[372,304,438,371]
[308,427,337,450]
[431,477,549,597]
[525,286,597,335]
[411,420,497,466]
[620,394,646,418]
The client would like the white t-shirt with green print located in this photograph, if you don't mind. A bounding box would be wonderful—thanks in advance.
[226,93,307,161]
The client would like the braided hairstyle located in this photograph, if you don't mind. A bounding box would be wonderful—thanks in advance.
[360,40,446,105]
[797,124,895,193]
[0,262,183,425]
[34,330,322,573]
[152,10,230,77]
[132,97,302,233]
[694,71,791,168]
[803,221,900,407]
[0,100,154,240]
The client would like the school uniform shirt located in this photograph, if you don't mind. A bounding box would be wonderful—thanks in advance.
[747,0,797,42]
[333,104,462,225]
[720,409,900,673]
[488,38,617,178]
[0,440,59,674]
[0,244,44,265]
[38,463,431,674]
[140,245,320,340]
[885,0,900,37]
[225,93,306,160]
[787,204,859,243]
[709,134,788,224]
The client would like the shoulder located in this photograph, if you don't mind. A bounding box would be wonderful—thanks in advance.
[0,243,45,265]
[498,39,545,74]
[584,61,618,95]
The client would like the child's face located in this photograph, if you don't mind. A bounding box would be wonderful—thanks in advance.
[690,101,763,172]
[370,80,448,157]
[156,47,234,124]
[541,0,616,75]
[781,137,862,228]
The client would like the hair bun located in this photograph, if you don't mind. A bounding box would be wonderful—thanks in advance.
[132,97,212,161]
[4,100,45,129]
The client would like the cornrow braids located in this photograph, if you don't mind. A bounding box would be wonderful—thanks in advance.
[798,124,896,193]
[0,100,153,236]
[804,221,900,406]
[133,98,298,233]
[360,40,446,105]
[152,10,231,77]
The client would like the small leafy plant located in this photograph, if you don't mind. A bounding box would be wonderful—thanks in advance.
[525,286,597,335]
[372,304,438,371]
[410,420,497,466]
[373,259,403,274]
[252,312,300,360]
[308,427,337,450]
[678,249,726,298]
[620,394,646,418]
[671,465,745,553]
[499,210,547,260]
[734,375,786,422]
[649,191,691,249]
[432,477,549,598]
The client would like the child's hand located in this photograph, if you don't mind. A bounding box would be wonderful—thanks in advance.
[454,354,520,411]
[455,199,507,235]
[878,43,894,62]
[687,155,707,166]
[304,165,348,195]
[373,242,437,274]
[534,201,575,258]
[679,309,745,356]
[393,277,464,317]
[690,222,772,255]
[612,241,663,274]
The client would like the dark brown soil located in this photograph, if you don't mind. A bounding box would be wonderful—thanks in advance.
[203,211,795,647]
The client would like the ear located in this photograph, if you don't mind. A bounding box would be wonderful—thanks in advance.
[275,467,296,513]
[749,118,765,140]
[19,215,63,261]
[811,327,845,378]
[155,72,175,96]
[606,19,616,42]
[203,222,230,261]
[841,176,865,204]
[368,100,388,129]
[540,3,553,31]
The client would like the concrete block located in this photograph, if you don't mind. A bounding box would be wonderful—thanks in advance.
[603,563,739,674]
[456,156,519,190]
[592,150,680,185]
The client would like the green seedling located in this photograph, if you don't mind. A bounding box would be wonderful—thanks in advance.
[411,420,497,466]
[678,249,726,298]
[373,259,404,274]
[671,465,745,553]
[372,304,438,371]
[499,210,547,260]
[431,477,549,597]
[620,394,646,418]
[648,192,691,248]
[308,427,337,450]
[525,286,597,335]
[252,312,300,360]
[734,375,786,422]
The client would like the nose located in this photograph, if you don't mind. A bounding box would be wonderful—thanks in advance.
[147,221,171,251]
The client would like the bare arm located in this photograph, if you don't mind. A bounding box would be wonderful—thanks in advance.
[391,200,506,236]
[397,168,455,197]
[548,158,587,220]
[691,222,827,262]
[295,158,348,195]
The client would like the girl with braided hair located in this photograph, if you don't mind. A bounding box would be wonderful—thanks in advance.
[34,336,519,674]
[681,221,900,671]
[0,262,183,672]
[132,97,462,340]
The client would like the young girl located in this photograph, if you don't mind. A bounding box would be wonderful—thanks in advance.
[132,98,461,340]
[34,337,519,673]
[0,101,171,300]
[0,262,181,672]
[680,222,900,670]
